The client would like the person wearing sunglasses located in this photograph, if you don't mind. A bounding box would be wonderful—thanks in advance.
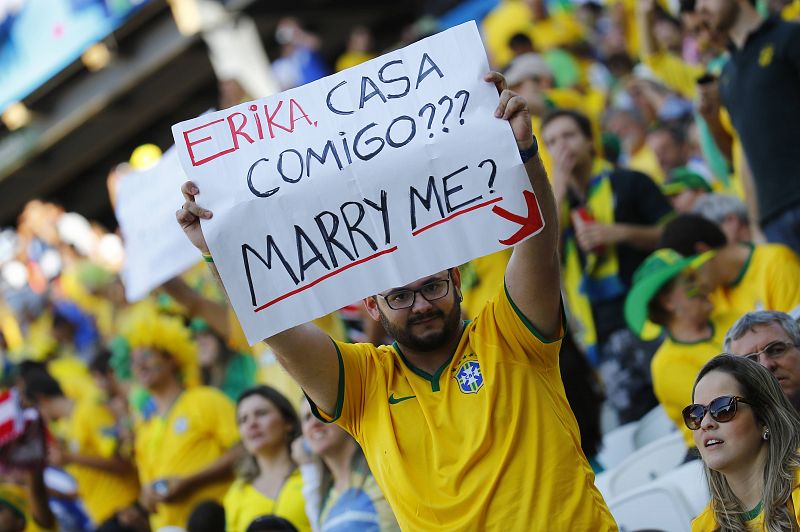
[624,248,740,453]
[686,354,800,531]
[724,310,800,412]
[177,73,617,530]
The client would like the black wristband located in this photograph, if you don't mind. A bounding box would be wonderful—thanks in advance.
[519,136,539,164]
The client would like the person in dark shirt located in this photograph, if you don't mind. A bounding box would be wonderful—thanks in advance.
[696,0,800,253]
[541,108,674,423]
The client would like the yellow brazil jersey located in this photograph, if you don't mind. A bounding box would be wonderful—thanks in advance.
[710,244,800,319]
[651,312,740,448]
[310,285,617,531]
[134,386,239,530]
[67,398,139,524]
[223,471,310,532]
[691,467,800,530]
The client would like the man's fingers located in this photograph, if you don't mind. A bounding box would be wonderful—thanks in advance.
[183,200,212,220]
[484,71,507,96]
[181,181,199,202]
[495,90,525,118]
[502,95,528,119]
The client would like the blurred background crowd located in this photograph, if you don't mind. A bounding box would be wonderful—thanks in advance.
[1,0,799,530]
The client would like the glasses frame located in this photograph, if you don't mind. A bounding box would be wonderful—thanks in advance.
[378,271,452,310]
[741,340,798,363]
[682,395,751,431]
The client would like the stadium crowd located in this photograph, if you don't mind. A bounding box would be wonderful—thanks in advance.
[1,0,800,530]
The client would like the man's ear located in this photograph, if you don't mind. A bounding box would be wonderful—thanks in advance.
[450,267,463,302]
[694,242,711,254]
[363,296,382,322]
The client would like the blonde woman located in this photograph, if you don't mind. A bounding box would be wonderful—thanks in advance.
[686,354,800,531]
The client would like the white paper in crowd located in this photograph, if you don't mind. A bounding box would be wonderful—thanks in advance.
[116,147,201,301]
[171,21,544,344]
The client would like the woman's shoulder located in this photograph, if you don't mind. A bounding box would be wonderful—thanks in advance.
[690,503,716,532]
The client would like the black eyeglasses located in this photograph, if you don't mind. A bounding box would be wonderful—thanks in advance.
[682,395,751,430]
[378,272,451,310]
[741,341,797,363]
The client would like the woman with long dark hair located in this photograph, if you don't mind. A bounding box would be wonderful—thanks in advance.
[224,386,311,532]
[686,354,800,531]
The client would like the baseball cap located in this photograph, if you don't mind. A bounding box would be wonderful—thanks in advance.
[624,248,715,335]
[661,167,713,196]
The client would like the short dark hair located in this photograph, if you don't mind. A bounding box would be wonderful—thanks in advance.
[648,122,687,146]
[508,32,533,50]
[187,501,226,532]
[24,371,64,402]
[89,350,113,375]
[659,214,727,256]
[541,109,594,141]
[246,515,299,532]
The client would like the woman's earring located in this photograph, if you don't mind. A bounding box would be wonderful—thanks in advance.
[762,428,770,441]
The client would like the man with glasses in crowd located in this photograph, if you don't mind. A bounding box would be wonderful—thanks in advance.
[724,310,800,412]
[177,72,617,530]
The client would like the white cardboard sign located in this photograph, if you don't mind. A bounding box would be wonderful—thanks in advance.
[171,21,544,344]
[116,147,202,301]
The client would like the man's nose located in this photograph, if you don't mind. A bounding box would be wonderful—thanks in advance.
[410,292,434,313]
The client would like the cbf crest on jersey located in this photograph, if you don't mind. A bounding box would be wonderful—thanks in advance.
[453,353,484,394]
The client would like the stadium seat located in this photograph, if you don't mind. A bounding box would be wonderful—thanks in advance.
[632,404,676,449]
[656,459,709,518]
[596,431,686,500]
[596,420,638,471]
[607,481,695,532]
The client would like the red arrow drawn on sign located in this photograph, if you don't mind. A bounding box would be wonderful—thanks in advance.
[491,190,544,246]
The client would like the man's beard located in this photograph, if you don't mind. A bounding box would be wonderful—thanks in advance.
[378,299,462,352]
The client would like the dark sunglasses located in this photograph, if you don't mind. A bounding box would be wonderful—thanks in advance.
[682,395,751,430]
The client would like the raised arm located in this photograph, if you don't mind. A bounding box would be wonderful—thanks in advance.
[176,183,342,415]
[485,73,561,339]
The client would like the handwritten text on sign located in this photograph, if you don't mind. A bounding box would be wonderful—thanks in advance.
[171,21,544,344]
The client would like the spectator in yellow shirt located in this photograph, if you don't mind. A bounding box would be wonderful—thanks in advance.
[691,193,752,244]
[624,248,739,449]
[661,166,713,213]
[660,214,800,319]
[605,107,666,184]
[24,362,140,528]
[224,386,310,532]
[127,309,242,530]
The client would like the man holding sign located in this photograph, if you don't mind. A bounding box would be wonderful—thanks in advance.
[176,58,615,532]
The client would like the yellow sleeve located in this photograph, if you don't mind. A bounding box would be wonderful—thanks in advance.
[642,52,704,100]
[484,284,565,368]
[691,504,716,531]
[312,340,378,439]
